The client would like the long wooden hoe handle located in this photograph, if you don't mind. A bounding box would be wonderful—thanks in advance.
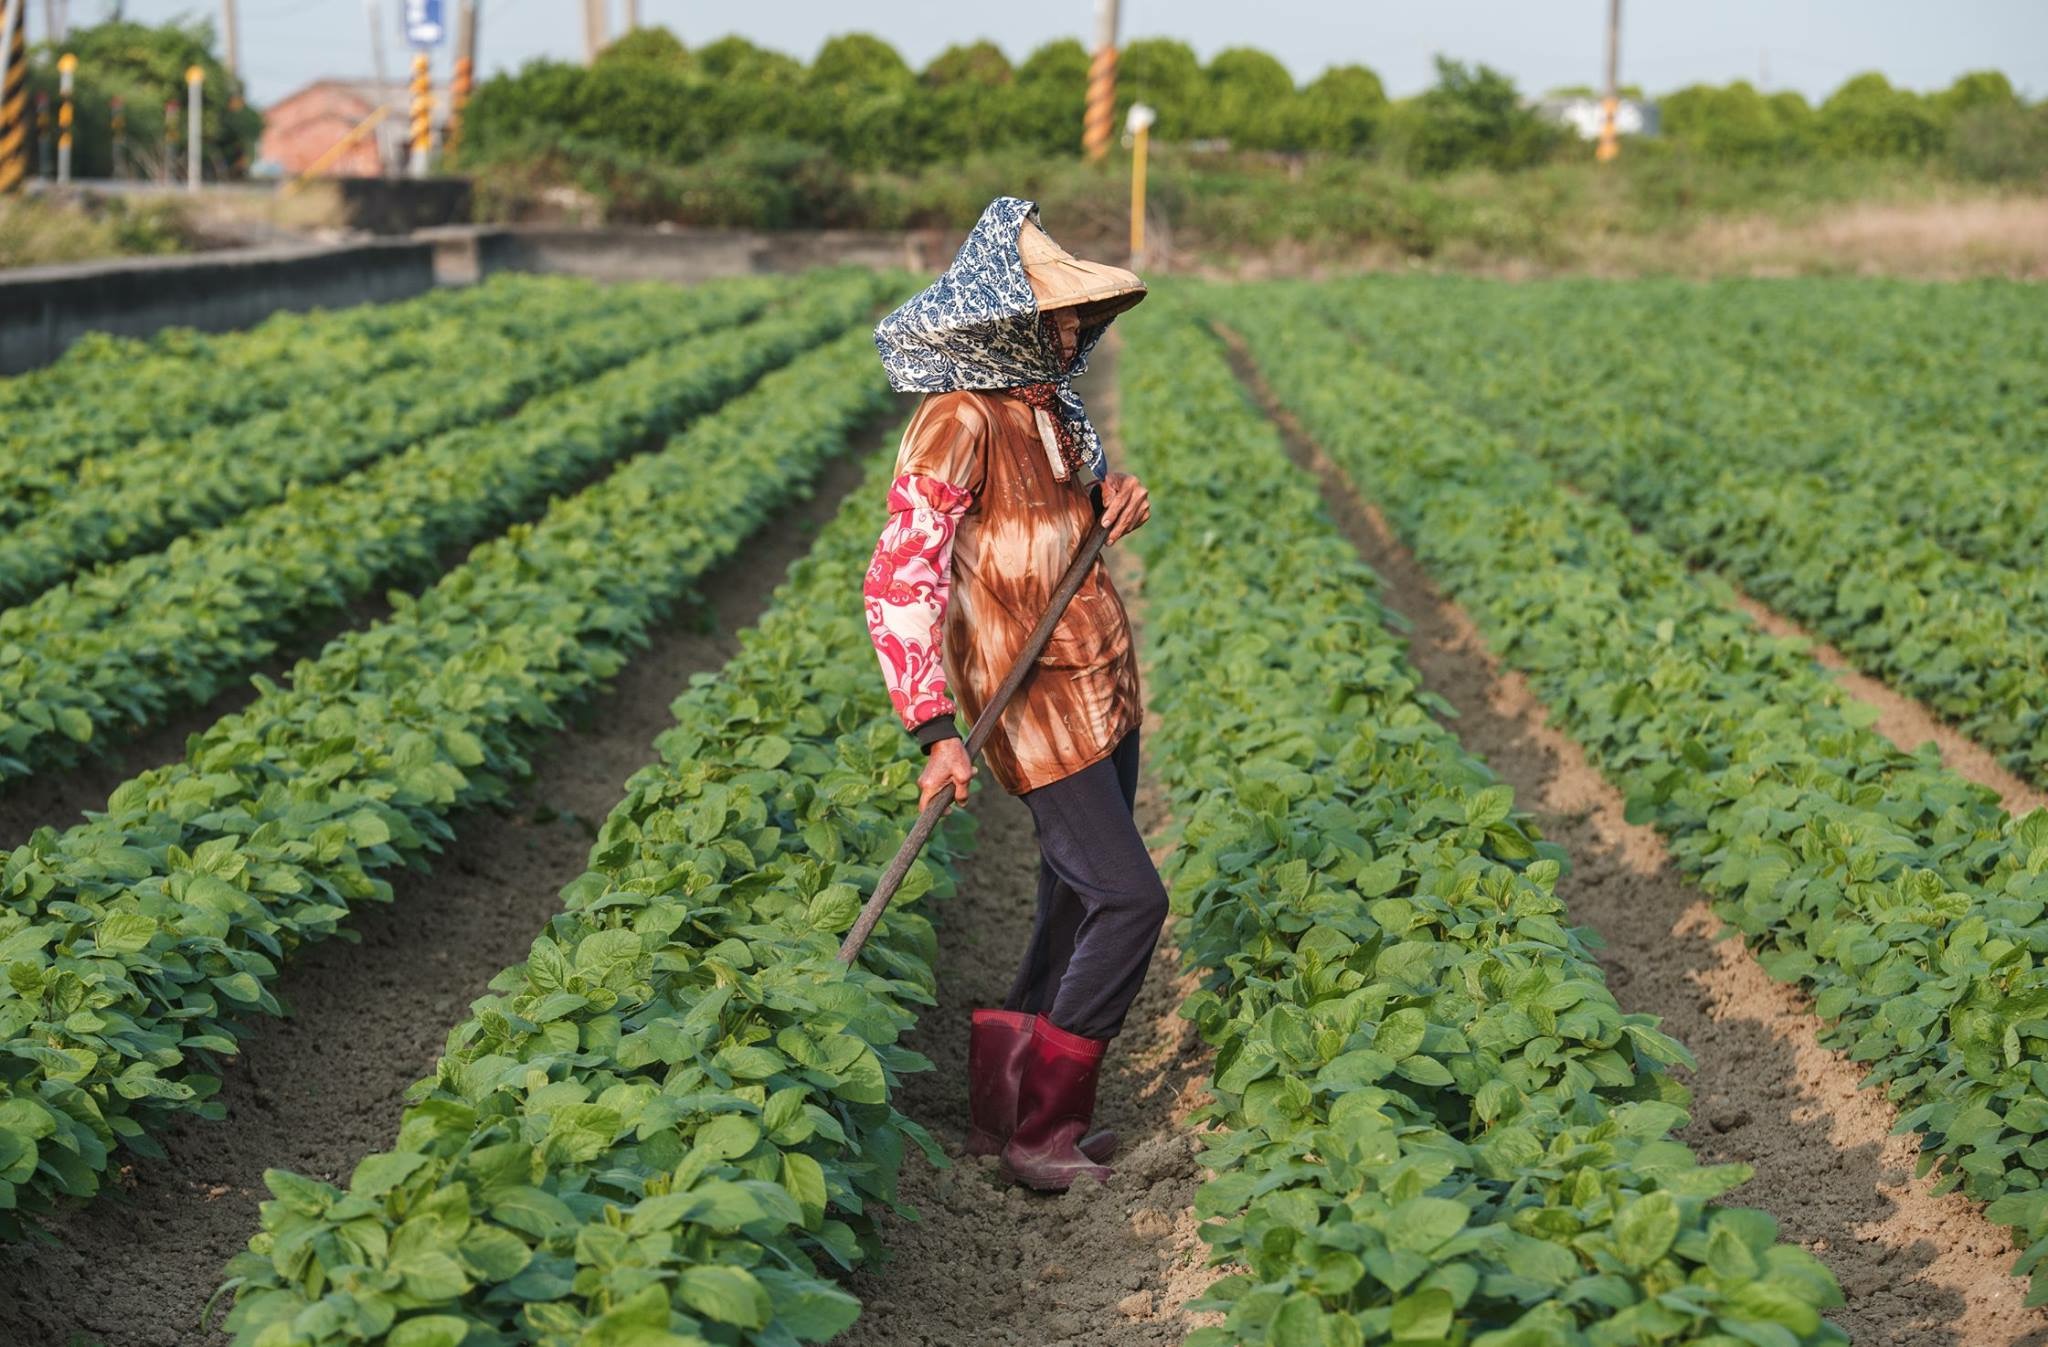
[838,516,1114,964]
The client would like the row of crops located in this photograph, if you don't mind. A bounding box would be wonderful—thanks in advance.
[2,268,2044,1344]
[0,271,902,1239]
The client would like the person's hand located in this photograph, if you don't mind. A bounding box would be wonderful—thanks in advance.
[1100,471,1152,544]
[919,738,974,809]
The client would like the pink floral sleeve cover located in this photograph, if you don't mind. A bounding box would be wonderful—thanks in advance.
[866,472,973,732]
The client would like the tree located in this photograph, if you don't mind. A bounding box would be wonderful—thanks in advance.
[923,40,1012,88]
[595,25,688,71]
[1931,70,2020,125]
[915,42,1018,160]
[1118,37,1202,135]
[1294,64,1387,153]
[694,35,802,85]
[1010,38,1089,156]
[28,17,259,178]
[1817,72,1941,158]
[1661,80,1810,162]
[1396,56,1559,174]
[1201,47,1297,147]
[808,33,913,94]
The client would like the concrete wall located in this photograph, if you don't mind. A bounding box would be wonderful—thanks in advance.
[0,240,436,375]
[0,224,933,374]
[428,225,944,286]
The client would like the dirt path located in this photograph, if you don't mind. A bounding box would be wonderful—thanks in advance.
[1225,353,2048,1347]
[0,451,875,1347]
[1727,591,2048,819]
[836,340,1220,1347]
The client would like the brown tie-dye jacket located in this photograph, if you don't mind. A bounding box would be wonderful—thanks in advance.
[864,388,1141,795]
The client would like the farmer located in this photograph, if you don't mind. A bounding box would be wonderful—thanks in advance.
[865,197,1166,1192]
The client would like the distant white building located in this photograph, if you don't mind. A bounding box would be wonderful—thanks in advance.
[1537,96,1659,140]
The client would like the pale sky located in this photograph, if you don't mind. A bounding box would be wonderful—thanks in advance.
[83,0,2048,109]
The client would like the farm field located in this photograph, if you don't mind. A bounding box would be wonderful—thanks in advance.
[0,269,2045,1347]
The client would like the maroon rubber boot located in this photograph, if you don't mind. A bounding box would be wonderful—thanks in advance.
[1000,1015,1115,1191]
[967,1009,1117,1160]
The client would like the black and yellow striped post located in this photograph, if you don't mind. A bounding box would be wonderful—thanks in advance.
[55,50,72,183]
[0,0,25,194]
[446,0,477,159]
[407,50,430,177]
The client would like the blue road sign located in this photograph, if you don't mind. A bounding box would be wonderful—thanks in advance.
[406,0,445,46]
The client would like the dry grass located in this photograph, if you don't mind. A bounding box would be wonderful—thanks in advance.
[1583,195,2048,279]
[0,192,195,270]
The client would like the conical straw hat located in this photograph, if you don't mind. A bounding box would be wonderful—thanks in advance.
[1018,219,1146,320]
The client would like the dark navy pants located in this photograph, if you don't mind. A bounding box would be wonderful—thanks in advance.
[1003,732,1169,1041]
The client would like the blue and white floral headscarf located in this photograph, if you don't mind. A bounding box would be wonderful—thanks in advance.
[874,196,1116,481]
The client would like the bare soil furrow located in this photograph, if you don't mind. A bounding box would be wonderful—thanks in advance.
[836,339,1221,1347]
[0,450,874,1347]
[1225,349,2048,1347]
[1726,590,2048,819]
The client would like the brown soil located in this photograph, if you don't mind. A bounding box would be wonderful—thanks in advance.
[833,762,1216,1347]
[837,337,1224,1347]
[1221,340,2048,1347]
[0,450,873,1347]
[1728,591,2048,819]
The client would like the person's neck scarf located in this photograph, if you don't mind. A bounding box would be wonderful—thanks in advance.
[872,196,1113,481]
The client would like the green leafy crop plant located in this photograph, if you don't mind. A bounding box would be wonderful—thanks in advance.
[1118,298,1845,1347]
[217,448,960,1347]
[0,321,894,1239]
[0,272,883,786]
[1307,277,2048,781]
[1225,290,2048,1304]
[0,276,793,606]
[0,277,580,525]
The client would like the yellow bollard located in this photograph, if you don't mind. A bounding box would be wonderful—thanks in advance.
[1126,102,1155,267]
[186,65,203,191]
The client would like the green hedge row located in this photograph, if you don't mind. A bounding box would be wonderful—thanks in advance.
[1227,293,2048,1302]
[0,319,892,1239]
[1119,300,1845,1344]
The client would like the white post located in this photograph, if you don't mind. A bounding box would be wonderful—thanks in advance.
[365,0,393,175]
[185,64,203,191]
[220,0,240,81]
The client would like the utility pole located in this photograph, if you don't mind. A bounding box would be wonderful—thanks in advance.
[622,0,637,32]
[1083,0,1118,161]
[447,0,476,157]
[582,0,606,65]
[1596,0,1621,163]
[365,0,392,175]
[220,1,240,82]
